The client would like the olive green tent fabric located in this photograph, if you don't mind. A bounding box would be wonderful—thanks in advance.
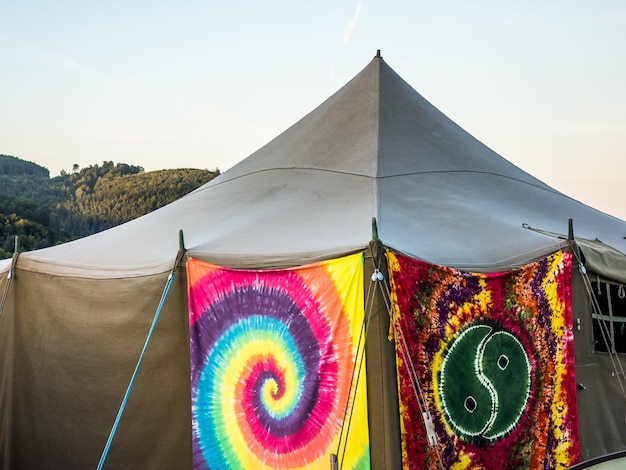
[0,271,15,469]
[572,268,626,461]
[577,238,626,285]
[0,269,192,469]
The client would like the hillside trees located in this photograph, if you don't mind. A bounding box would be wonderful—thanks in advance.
[0,156,220,258]
[55,165,219,235]
[0,194,64,258]
[0,154,49,177]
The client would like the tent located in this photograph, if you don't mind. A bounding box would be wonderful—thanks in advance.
[1,51,626,468]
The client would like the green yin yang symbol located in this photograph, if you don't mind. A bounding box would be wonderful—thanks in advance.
[438,324,531,443]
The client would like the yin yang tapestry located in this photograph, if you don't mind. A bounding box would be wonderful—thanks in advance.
[187,253,369,469]
[386,250,579,469]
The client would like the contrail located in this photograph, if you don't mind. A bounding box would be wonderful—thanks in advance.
[343,1,362,45]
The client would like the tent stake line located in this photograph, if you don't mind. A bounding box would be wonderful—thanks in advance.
[95,243,185,470]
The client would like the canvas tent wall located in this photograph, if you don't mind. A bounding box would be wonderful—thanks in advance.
[1,53,626,469]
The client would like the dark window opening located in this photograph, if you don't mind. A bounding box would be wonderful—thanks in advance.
[593,317,609,352]
[592,280,626,354]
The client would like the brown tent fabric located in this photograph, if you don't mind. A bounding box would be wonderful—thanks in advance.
[0,268,192,469]
[1,53,626,468]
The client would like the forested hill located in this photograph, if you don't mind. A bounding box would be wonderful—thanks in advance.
[0,155,220,258]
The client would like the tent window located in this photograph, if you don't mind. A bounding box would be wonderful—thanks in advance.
[592,281,626,354]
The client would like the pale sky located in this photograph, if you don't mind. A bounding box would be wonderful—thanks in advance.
[1,1,625,220]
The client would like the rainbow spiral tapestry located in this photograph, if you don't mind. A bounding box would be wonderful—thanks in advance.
[386,250,579,469]
[187,253,370,469]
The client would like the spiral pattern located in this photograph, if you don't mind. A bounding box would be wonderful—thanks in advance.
[187,254,368,469]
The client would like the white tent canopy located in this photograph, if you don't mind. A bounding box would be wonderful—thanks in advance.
[13,52,626,277]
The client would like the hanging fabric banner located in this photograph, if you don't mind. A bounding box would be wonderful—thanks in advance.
[386,250,579,469]
[187,253,369,469]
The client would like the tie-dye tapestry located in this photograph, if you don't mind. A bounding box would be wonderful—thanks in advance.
[187,253,370,470]
[386,250,579,469]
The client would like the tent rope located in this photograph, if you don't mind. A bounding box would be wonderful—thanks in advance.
[569,241,626,402]
[95,248,186,470]
[334,262,375,469]
[386,295,445,469]
[373,247,445,470]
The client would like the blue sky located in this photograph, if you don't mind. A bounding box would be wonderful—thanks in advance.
[1,1,625,219]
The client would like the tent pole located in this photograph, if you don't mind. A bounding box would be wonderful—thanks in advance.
[179,229,185,251]
[372,217,379,241]
[0,236,20,321]
[568,218,574,241]
[365,238,402,469]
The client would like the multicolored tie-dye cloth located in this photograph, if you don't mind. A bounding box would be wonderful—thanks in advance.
[386,250,579,469]
[187,253,370,469]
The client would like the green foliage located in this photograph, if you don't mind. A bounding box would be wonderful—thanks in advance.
[0,194,67,258]
[56,165,219,235]
[0,154,49,177]
[0,157,220,258]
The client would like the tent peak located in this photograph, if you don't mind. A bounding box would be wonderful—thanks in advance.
[376,49,382,58]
